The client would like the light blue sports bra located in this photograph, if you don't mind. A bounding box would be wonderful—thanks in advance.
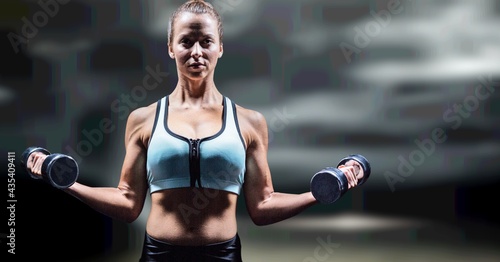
[146,96,246,195]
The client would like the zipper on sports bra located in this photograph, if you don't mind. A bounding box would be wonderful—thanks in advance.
[189,138,201,188]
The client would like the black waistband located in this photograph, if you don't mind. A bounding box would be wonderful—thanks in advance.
[140,233,242,262]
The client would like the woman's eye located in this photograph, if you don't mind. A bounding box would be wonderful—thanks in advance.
[197,38,212,45]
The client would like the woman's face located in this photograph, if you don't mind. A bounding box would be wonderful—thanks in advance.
[169,12,223,81]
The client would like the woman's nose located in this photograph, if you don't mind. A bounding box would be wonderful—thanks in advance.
[191,42,202,58]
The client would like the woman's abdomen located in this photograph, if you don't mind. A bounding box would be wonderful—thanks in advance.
[146,188,239,246]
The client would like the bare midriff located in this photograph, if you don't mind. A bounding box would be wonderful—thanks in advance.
[146,187,239,246]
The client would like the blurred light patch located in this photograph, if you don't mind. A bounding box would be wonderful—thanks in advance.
[217,0,260,39]
[285,23,342,56]
[140,0,190,40]
[28,37,95,61]
[339,0,500,85]
[221,77,276,106]
[268,211,425,232]
[0,84,15,105]
[346,57,500,85]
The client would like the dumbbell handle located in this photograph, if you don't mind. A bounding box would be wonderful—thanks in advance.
[338,163,360,177]
[337,154,370,186]
[21,147,79,189]
[21,147,51,179]
[310,154,371,204]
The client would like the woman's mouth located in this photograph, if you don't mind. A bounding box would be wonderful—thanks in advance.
[189,63,204,68]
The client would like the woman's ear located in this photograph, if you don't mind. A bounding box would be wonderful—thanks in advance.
[168,44,175,59]
[219,44,224,58]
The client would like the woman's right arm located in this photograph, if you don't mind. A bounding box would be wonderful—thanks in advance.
[62,107,151,223]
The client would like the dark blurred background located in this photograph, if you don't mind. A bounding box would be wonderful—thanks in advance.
[1,0,499,261]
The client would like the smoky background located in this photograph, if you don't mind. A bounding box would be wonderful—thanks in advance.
[1,0,499,261]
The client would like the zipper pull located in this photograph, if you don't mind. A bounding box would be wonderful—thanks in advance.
[191,139,200,157]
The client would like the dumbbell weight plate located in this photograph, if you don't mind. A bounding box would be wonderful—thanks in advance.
[41,153,79,189]
[21,147,51,180]
[310,167,348,204]
[337,154,371,186]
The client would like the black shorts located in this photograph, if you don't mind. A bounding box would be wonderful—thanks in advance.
[139,233,243,262]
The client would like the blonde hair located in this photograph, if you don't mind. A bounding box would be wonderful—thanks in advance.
[167,0,223,45]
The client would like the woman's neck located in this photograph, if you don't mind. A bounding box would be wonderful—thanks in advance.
[170,78,222,108]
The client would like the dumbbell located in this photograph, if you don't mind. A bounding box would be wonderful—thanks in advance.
[20,146,79,189]
[310,154,371,204]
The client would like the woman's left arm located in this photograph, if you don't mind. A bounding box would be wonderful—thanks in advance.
[241,109,318,226]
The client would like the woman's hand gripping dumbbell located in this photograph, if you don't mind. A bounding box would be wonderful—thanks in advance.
[20,146,79,189]
[310,154,371,204]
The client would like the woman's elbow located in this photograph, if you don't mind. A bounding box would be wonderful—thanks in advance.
[121,203,143,223]
[248,208,273,226]
[252,218,271,226]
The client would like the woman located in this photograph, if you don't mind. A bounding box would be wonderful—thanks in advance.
[27,1,362,261]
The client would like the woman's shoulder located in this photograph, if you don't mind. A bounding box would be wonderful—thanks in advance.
[126,100,159,128]
[130,101,157,118]
[231,100,267,130]
[124,101,160,145]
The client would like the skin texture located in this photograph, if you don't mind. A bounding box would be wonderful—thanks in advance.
[27,11,363,246]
